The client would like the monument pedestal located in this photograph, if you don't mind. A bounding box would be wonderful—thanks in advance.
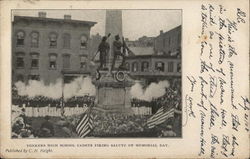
[94,70,134,114]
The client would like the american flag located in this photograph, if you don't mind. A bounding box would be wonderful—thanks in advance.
[60,95,65,116]
[75,109,93,138]
[147,107,175,129]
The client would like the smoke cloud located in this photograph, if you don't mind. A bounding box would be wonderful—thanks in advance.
[64,76,96,99]
[14,76,96,99]
[130,80,170,101]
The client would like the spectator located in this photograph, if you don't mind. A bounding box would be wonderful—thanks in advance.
[39,115,54,137]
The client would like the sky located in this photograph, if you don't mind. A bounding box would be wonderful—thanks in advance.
[13,10,181,40]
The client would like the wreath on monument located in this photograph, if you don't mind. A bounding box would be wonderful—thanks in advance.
[115,71,125,82]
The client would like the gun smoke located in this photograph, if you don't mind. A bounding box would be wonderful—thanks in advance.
[130,80,170,101]
[14,76,96,100]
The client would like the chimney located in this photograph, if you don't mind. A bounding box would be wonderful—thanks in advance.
[38,12,46,18]
[64,15,71,20]
[160,30,163,35]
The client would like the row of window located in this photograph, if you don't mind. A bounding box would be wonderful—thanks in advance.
[15,30,88,49]
[15,53,87,70]
[16,74,40,82]
[126,61,181,73]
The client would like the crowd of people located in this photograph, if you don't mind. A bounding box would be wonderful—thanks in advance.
[90,111,148,136]
[130,98,151,107]
[11,79,182,138]
[64,109,177,137]
[151,87,181,112]
[11,106,37,138]
[12,95,95,108]
[130,85,181,114]
[12,109,177,138]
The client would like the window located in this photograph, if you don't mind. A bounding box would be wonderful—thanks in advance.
[155,62,164,72]
[63,33,71,48]
[168,61,174,72]
[16,57,24,68]
[30,32,39,48]
[16,52,25,68]
[16,31,25,46]
[16,74,24,82]
[15,52,26,69]
[30,53,39,69]
[49,33,58,48]
[80,55,87,69]
[177,62,181,72]
[141,61,149,72]
[80,35,88,49]
[169,37,171,45]
[49,54,57,69]
[132,62,138,72]
[62,55,70,69]
[28,75,40,81]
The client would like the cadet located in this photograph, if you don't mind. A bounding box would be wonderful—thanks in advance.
[111,35,125,70]
[98,36,110,69]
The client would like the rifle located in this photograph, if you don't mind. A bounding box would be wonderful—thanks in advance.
[122,37,135,56]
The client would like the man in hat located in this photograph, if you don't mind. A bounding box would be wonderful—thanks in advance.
[111,34,126,71]
[98,36,110,70]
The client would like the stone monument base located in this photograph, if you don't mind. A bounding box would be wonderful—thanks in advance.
[94,70,134,114]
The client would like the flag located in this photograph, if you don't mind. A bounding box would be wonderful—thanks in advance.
[147,107,175,129]
[60,95,65,116]
[75,109,93,138]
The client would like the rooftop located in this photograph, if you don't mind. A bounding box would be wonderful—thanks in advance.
[13,15,97,27]
[159,25,181,37]
[129,47,155,56]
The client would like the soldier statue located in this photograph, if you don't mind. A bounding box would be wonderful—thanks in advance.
[98,35,110,70]
[111,35,134,71]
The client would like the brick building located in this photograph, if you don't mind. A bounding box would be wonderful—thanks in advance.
[125,55,181,84]
[12,12,96,84]
[126,36,154,47]
[125,25,182,85]
[154,25,181,56]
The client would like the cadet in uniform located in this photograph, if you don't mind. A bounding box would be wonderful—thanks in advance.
[98,36,110,70]
[111,35,126,70]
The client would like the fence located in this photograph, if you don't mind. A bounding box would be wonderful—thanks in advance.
[16,105,88,117]
[13,104,152,117]
[131,106,152,115]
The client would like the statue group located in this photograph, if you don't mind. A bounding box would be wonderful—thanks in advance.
[94,33,134,82]
[97,34,133,71]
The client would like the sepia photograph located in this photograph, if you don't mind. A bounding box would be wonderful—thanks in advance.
[11,9,182,138]
[1,0,249,158]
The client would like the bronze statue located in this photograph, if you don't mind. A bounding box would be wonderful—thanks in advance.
[98,35,110,70]
[111,35,134,71]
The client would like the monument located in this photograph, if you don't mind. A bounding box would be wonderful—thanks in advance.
[94,10,134,113]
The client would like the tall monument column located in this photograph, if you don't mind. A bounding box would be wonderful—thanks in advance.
[94,9,133,114]
[105,10,123,69]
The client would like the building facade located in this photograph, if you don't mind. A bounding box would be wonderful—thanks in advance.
[125,25,182,86]
[125,55,181,81]
[154,25,181,57]
[126,36,154,47]
[12,12,96,84]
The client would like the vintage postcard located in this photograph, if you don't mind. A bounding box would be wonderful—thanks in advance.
[0,0,249,158]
